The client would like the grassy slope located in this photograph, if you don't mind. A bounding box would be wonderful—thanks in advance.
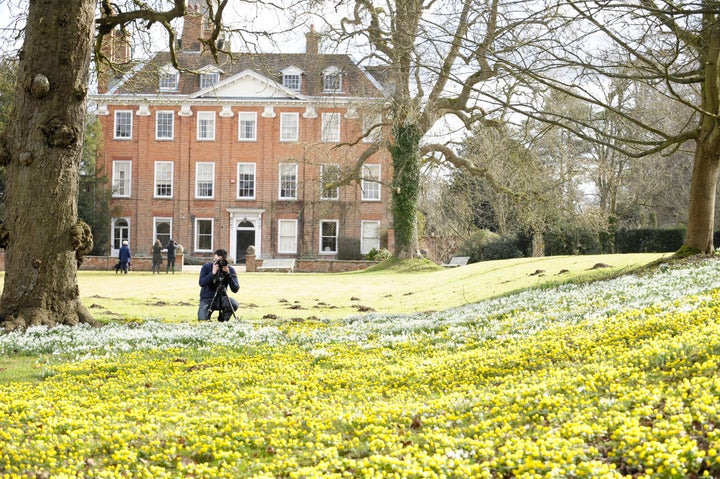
[0,253,667,384]
[69,253,669,323]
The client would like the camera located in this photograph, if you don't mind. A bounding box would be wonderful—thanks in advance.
[213,258,229,285]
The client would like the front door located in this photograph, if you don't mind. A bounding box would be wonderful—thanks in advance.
[235,220,255,263]
[111,218,130,256]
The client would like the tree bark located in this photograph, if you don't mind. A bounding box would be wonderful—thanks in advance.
[684,18,720,255]
[684,143,720,254]
[531,231,545,257]
[0,0,98,330]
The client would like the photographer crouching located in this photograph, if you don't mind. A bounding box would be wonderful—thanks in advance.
[198,248,240,322]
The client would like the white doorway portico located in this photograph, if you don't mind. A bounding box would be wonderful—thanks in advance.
[227,208,264,264]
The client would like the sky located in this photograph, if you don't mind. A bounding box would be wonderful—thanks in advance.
[0,0,24,55]
[0,0,323,58]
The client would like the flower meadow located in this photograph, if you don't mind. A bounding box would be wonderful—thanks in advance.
[1,260,720,478]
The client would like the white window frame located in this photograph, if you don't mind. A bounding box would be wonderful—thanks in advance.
[238,112,257,141]
[279,163,298,200]
[195,218,214,252]
[195,162,215,199]
[155,111,174,140]
[281,66,303,91]
[361,164,381,201]
[159,65,179,91]
[112,160,131,197]
[320,164,340,200]
[361,221,381,255]
[283,73,301,91]
[321,112,341,143]
[278,219,298,254]
[197,111,216,140]
[323,67,342,93]
[319,220,339,255]
[154,161,174,198]
[113,110,133,140]
[280,112,299,142]
[200,72,219,89]
[237,162,256,199]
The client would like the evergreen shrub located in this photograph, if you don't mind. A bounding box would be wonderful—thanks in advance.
[544,226,605,256]
[458,229,499,263]
[614,228,685,253]
[365,248,391,261]
[481,235,524,261]
[458,230,523,262]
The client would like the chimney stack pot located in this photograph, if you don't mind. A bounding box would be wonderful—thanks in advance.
[305,25,320,54]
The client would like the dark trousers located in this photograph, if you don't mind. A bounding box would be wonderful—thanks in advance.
[198,296,239,321]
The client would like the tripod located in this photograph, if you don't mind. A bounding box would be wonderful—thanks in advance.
[209,282,239,322]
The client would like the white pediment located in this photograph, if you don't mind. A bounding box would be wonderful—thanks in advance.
[191,69,305,99]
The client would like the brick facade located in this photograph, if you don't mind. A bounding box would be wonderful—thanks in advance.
[92,12,393,266]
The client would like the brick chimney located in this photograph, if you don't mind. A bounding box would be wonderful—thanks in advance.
[97,27,131,93]
[305,25,321,54]
[181,1,205,52]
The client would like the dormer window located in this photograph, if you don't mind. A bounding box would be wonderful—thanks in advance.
[200,72,219,89]
[197,65,223,90]
[284,74,300,91]
[323,67,342,93]
[159,65,179,91]
[282,66,303,92]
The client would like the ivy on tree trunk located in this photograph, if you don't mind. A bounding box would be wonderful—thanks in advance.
[391,124,421,259]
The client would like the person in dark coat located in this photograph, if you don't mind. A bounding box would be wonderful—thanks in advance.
[118,240,131,274]
[198,248,239,322]
[151,239,163,274]
[166,239,177,274]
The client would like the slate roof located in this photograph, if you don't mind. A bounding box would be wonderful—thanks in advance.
[108,50,387,100]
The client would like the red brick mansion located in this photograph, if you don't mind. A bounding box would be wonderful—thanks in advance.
[92,6,393,264]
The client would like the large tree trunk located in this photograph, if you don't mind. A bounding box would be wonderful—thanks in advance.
[391,125,421,259]
[684,142,720,254]
[0,0,98,330]
[684,20,720,255]
[531,230,545,257]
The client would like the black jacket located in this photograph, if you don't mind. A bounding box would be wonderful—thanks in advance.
[198,262,239,300]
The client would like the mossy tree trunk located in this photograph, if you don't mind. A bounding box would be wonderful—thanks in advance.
[0,0,98,330]
[390,124,421,259]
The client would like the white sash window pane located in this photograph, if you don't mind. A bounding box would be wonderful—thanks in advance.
[238,112,257,141]
[197,111,216,140]
[195,162,215,198]
[237,163,256,199]
[155,161,174,198]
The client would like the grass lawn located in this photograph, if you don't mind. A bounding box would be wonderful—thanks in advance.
[67,252,669,323]
[0,356,45,384]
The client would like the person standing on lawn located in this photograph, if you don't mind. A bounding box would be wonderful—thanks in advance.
[151,239,163,274]
[166,239,177,274]
[118,240,131,274]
